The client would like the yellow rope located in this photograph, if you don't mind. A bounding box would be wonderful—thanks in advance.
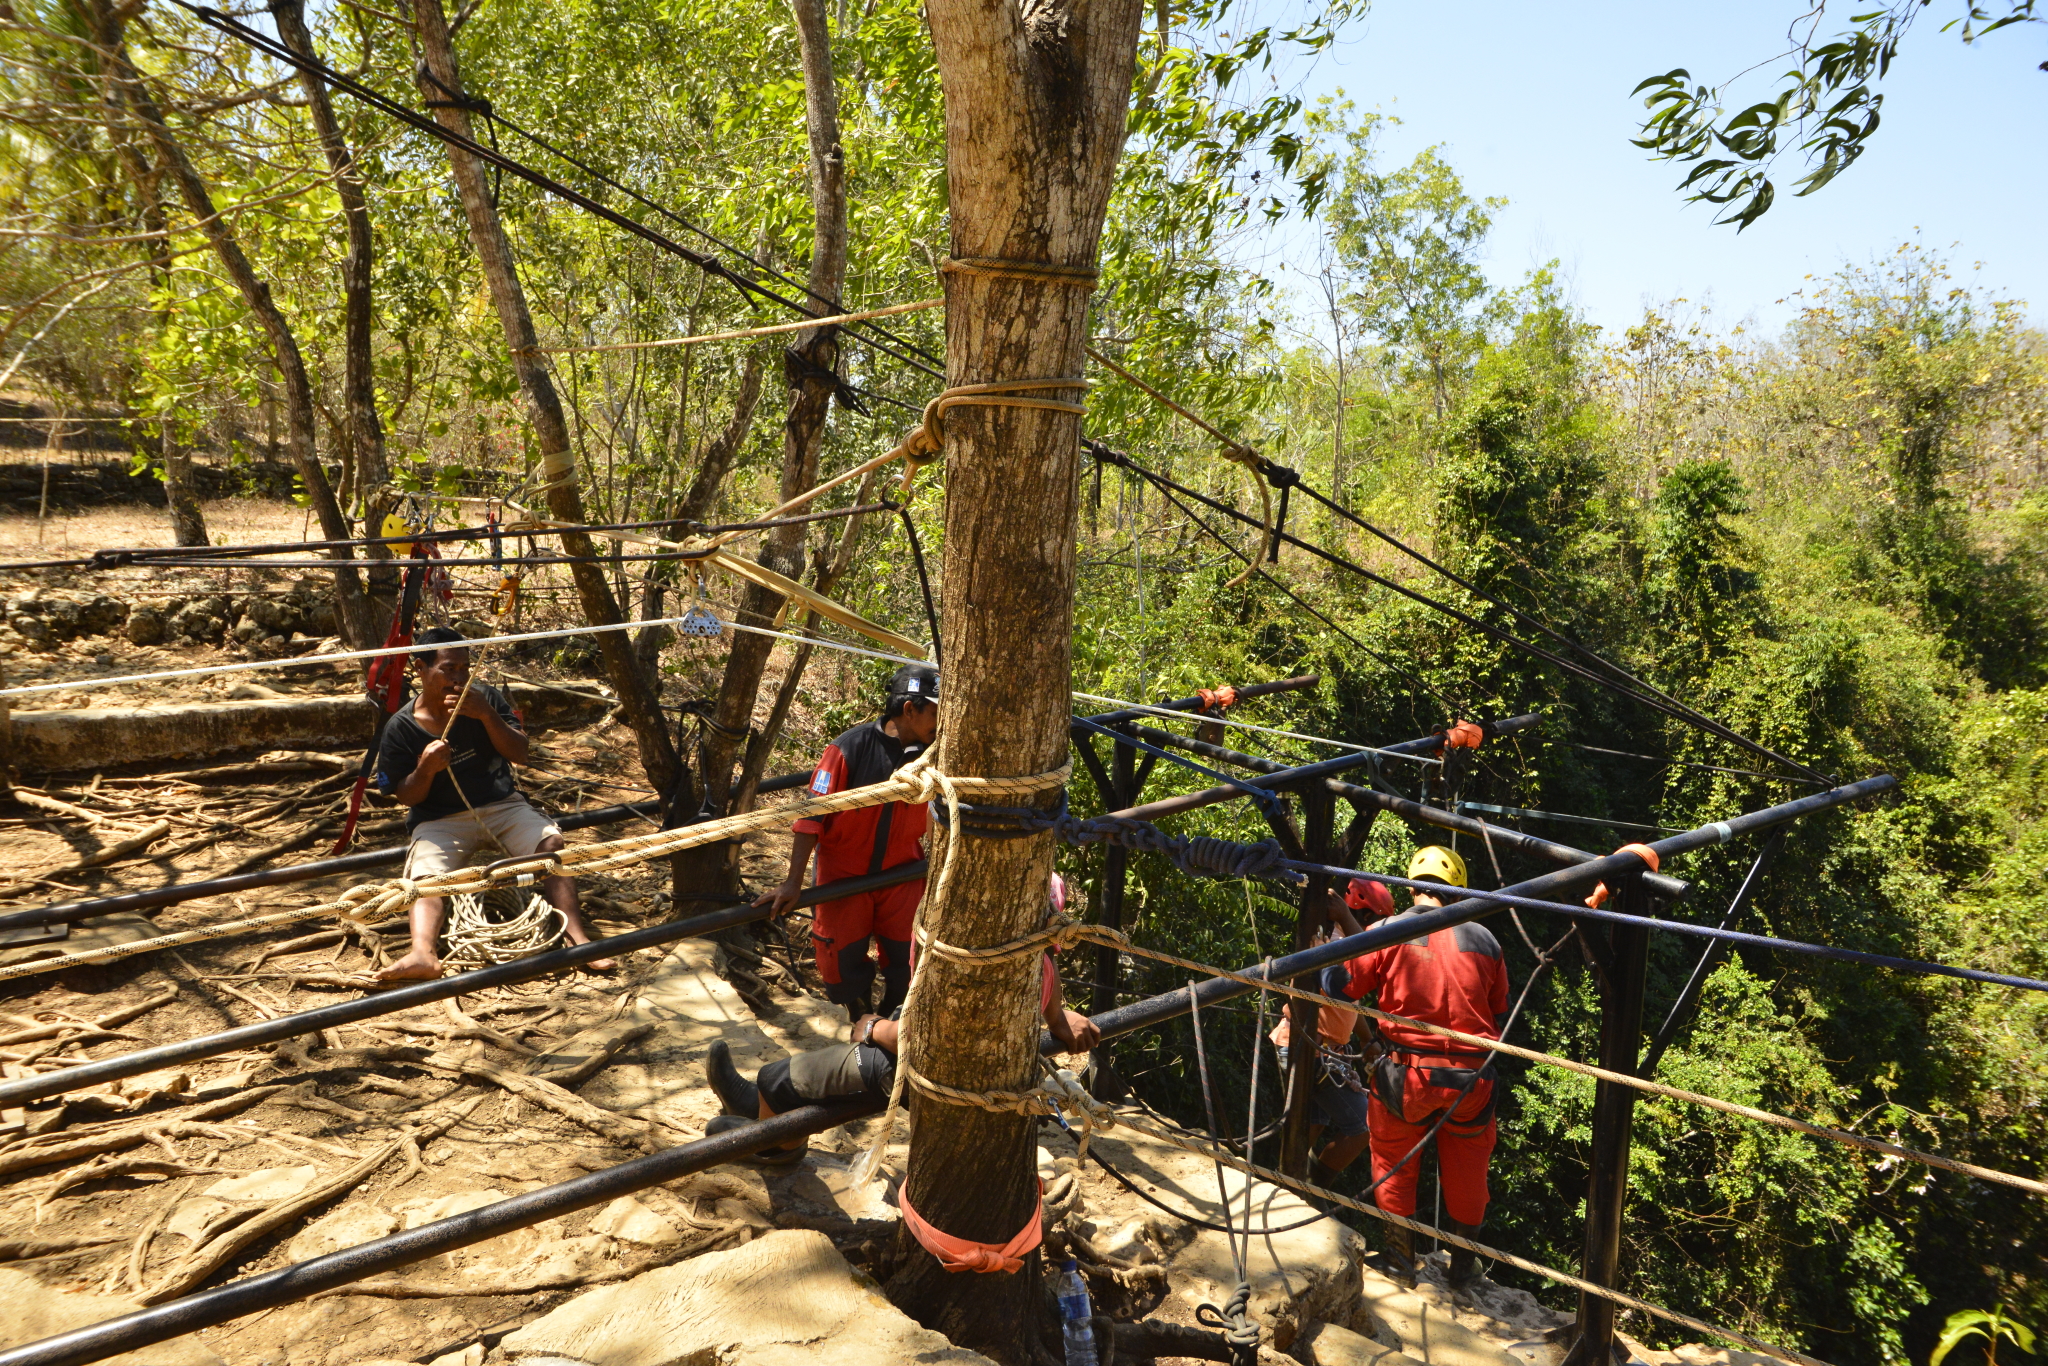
[909,912,2048,1198]
[0,751,1059,984]
[532,298,945,355]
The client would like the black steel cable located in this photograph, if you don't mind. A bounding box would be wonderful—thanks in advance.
[1287,475,1823,784]
[165,1,934,407]
[896,504,942,666]
[1141,472,1465,719]
[1086,441,1832,786]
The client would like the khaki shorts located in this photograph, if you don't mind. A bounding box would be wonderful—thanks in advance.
[404,796,562,882]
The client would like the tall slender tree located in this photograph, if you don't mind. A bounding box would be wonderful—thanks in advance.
[412,0,679,794]
[270,0,395,562]
[84,0,374,634]
[673,0,847,906]
[884,0,1144,1352]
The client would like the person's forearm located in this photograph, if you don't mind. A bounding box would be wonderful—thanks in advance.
[868,1018,898,1054]
[393,767,437,806]
[785,833,819,886]
[477,708,529,764]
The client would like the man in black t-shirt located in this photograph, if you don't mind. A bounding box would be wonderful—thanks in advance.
[373,626,612,980]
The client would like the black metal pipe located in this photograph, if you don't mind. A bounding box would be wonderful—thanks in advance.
[0,1096,883,1366]
[1074,673,1321,729]
[0,778,1896,1366]
[0,860,927,1109]
[0,774,817,935]
[1565,874,1652,1366]
[1128,724,1690,901]
[1103,714,1541,823]
[1083,776,1897,1043]
[1639,830,1784,1077]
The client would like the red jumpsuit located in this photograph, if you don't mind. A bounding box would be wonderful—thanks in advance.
[791,719,928,1014]
[1332,918,1509,1225]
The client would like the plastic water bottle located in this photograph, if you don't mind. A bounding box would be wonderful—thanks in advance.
[1056,1258,1099,1366]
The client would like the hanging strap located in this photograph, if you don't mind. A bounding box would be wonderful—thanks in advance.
[330,562,428,855]
[898,1177,1044,1274]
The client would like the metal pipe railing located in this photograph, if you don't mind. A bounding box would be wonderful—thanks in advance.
[0,770,817,935]
[1127,724,1691,901]
[0,777,1898,1366]
[1085,775,1897,1041]
[0,860,926,1109]
[1106,713,1540,822]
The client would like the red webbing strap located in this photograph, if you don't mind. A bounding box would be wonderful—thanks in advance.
[899,1177,1044,1274]
[1583,842,1662,909]
[327,605,416,855]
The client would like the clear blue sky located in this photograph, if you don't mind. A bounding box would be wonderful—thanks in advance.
[1263,0,2046,338]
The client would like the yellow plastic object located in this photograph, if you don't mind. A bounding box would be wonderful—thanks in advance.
[1406,844,1469,888]
[380,512,416,557]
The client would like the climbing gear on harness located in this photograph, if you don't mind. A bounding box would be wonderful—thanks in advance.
[1407,844,1469,888]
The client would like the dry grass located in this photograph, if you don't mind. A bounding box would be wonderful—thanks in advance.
[0,498,310,561]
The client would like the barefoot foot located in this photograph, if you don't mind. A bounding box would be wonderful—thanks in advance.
[375,949,442,982]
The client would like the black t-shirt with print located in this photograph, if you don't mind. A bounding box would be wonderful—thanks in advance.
[375,683,522,831]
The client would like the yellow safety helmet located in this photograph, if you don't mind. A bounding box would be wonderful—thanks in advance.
[1407,845,1468,889]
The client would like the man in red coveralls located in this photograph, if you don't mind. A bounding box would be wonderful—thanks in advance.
[1313,844,1507,1289]
[754,665,938,1021]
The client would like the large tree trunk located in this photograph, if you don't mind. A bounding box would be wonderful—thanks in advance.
[883,0,1143,1354]
[412,0,678,795]
[671,0,846,911]
[271,0,396,577]
[87,0,374,641]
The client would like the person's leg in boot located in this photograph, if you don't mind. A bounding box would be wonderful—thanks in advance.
[811,890,877,1022]
[1436,1097,1497,1289]
[705,1040,759,1117]
[704,1058,806,1165]
[1366,1095,1427,1287]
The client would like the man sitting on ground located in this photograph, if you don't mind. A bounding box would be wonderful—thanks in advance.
[706,876,1100,1164]
[373,625,612,981]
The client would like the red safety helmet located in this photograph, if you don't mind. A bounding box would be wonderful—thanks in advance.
[1344,877,1395,917]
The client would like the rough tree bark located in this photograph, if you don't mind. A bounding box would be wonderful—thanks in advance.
[89,0,374,627]
[412,0,679,795]
[636,347,768,675]
[884,0,1143,1353]
[84,29,207,548]
[271,0,396,568]
[671,0,845,910]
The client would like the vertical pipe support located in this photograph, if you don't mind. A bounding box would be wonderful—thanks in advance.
[1566,871,1652,1365]
[1091,725,1139,1018]
[1280,783,1336,1176]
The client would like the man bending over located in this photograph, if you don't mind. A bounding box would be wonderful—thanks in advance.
[373,625,612,980]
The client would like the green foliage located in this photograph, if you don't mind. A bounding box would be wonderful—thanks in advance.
[1632,3,2042,229]
[1931,1308,2037,1366]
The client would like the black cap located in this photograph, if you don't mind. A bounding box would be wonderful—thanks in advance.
[887,664,940,703]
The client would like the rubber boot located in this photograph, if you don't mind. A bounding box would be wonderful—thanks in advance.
[1446,1218,1485,1288]
[1305,1158,1345,1215]
[705,1040,759,1118]
[705,1113,805,1165]
[1377,1221,1418,1288]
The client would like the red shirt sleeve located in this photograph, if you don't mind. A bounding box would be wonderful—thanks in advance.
[791,743,848,836]
[1342,947,1389,1001]
[1040,952,1060,1017]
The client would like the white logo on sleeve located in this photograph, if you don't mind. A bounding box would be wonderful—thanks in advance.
[811,771,832,794]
